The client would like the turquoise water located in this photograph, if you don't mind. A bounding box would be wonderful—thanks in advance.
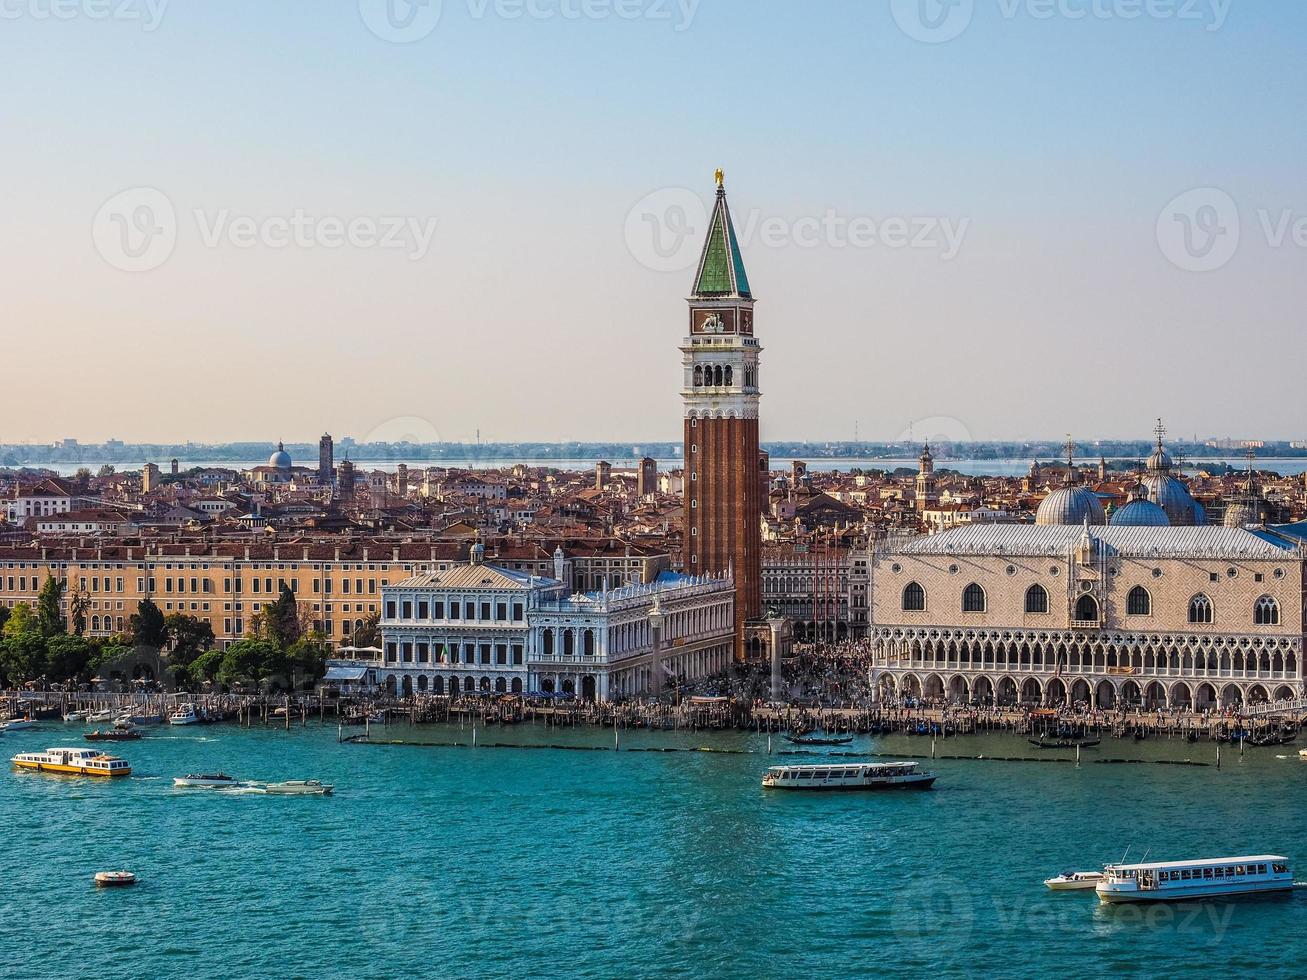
[1,722,1303,978]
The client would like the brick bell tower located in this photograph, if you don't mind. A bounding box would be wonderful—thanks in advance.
[682,169,762,660]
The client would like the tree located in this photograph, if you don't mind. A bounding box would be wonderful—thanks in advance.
[217,639,279,688]
[2,603,36,640]
[260,585,303,649]
[189,648,225,685]
[0,605,9,634]
[74,467,93,493]
[97,464,116,477]
[0,632,48,686]
[37,575,66,636]
[352,611,381,648]
[285,634,331,688]
[45,635,93,684]
[164,614,215,667]
[130,598,167,648]
[69,589,90,637]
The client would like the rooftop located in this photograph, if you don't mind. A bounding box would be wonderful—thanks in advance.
[891,524,1299,559]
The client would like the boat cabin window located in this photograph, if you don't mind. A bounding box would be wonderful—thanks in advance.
[1273,863,1288,874]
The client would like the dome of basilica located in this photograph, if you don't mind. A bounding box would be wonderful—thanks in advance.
[1036,485,1106,526]
[1141,473,1204,526]
[1111,498,1170,527]
[268,441,292,470]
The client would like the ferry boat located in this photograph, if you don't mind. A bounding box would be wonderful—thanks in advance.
[1044,870,1105,891]
[168,705,199,726]
[761,761,936,791]
[1096,856,1293,903]
[11,747,132,777]
[173,773,240,788]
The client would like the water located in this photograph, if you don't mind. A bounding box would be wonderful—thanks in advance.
[1,723,1303,978]
[33,456,1307,477]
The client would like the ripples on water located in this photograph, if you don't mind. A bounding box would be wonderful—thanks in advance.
[0,724,1302,978]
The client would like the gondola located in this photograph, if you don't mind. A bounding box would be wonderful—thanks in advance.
[784,733,854,746]
[1027,737,1100,750]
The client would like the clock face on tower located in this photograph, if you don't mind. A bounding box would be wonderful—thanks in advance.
[692,308,737,334]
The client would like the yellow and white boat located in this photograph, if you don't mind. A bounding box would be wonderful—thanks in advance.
[11,747,132,777]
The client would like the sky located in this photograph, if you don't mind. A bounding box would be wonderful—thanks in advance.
[3,0,1306,446]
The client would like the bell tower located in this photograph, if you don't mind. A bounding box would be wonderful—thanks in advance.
[682,170,762,660]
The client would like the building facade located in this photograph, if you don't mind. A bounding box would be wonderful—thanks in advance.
[377,547,734,700]
[682,171,762,659]
[868,524,1305,709]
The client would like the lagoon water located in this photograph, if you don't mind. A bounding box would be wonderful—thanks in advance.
[1,722,1303,978]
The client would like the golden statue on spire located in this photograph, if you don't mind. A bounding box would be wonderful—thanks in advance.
[714,168,724,188]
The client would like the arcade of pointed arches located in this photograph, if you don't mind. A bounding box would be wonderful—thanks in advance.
[869,625,1302,709]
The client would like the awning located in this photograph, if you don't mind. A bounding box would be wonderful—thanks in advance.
[322,666,369,682]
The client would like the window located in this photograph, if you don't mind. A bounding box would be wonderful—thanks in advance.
[1127,586,1151,616]
[1024,584,1049,614]
[1188,594,1213,624]
[1074,594,1099,622]
[902,582,925,611]
[1254,595,1280,626]
[962,583,986,613]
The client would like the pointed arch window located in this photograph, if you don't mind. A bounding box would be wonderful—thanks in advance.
[1127,586,1152,616]
[1188,593,1213,625]
[1024,584,1049,614]
[1074,594,1099,622]
[962,583,986,613]
[1254,595,1280,626]
[902,581,926,611]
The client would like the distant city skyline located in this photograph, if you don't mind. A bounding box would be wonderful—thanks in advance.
[5,3,1306,442]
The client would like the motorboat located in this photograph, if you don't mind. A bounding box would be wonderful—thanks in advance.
[86,709,117,724]
[0,717,36,733]
[85,729,142,742]
[1097,856,1293,903]
[1044,870,1105,891]
[173,773,241,788]
[11,747,132,777]
[762,761,936,791]
[259,779,334,796]
[94,870,137,887]
[63,711,89,724]
[168,705,200,726]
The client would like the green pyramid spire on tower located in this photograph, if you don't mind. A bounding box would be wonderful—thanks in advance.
[692,170,752,299]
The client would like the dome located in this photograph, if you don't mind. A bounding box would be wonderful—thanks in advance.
[1036,486,1106,526]
[1145,446,1173,473]
[1223,502,1257,528]
[1141,474,1204,526]
[1111,498,1170,527]
[268,441,292,470]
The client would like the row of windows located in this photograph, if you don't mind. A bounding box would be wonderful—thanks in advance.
[386,598,525,624]
[385,641,525,666]
[902,582,1282,625]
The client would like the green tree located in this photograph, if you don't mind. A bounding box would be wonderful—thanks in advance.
[129,598,167,648]
[0,605,9,634]
[189,648,225,685]
[89,642,133,677]
[45,635,93,684]
[285,634,331,688]
[164,614,215,667]
[352,611,381,648]
[2,603,36,639]
[217,638,279,688]
[96,464,116,477]
[0,632,48,686]
[259,584,303,649]
[36,576,66,636]
[69,589,90,637]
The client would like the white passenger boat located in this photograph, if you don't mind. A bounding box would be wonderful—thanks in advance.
[168,705,199,726]
[1044,870,1105,891]
[11,747,132,777]
[1096,856,1293,903]
[0,718,36,732]
[259,779,333,796]
[173,773,241,788]
[761,761,936,791]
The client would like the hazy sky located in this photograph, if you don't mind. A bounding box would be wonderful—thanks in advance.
[3,1,1305,446]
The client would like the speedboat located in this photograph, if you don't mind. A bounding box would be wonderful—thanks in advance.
[1097,856,1293,903]
[1044,870,1105,891]
[87,709,117,724]
[85,729,142,742]
[259,779,334,796]
[0,718,35,733]
[63,711,89,724]
[11,747,132,777]
[173,773,241,788]
[168,705,199,726]
[762,761,935,791]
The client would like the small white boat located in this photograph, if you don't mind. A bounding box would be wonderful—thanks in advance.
[94,870,137,887]
[1097,856,1293,903]
[173,773,241,789]
[0,718,35,733]
[762,761,936,791]
[63,711,89,724]
[259,779,334,796]
[87,710,117,724]
[168,705,199,726]
[1044,870,1105,891]
[1298,748,1307,760]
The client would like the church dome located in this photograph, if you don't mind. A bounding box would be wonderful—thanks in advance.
[1223,501,1257,528]
[1036,486,1106,526]
[1141,474,1204,526]
[1145,446,1173,473]
[1111,498,1170,527]
[268,442,292,470]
